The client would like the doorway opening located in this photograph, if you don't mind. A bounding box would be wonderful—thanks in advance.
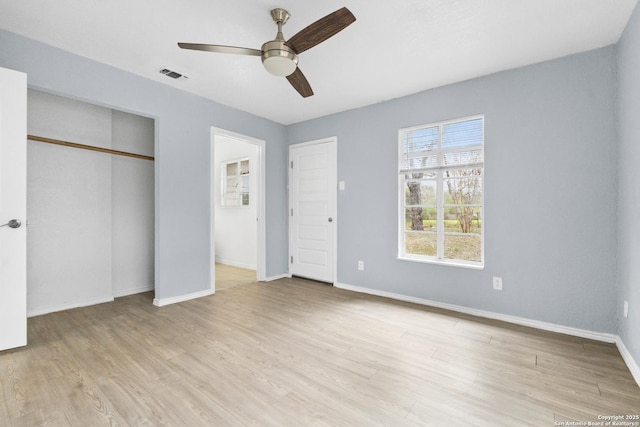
[210,128,266,291]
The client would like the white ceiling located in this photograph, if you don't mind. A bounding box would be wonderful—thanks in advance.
[0,0,637,125]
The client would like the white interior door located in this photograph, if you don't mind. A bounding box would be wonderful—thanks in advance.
[289,138,336,283]
[0,67,27,351]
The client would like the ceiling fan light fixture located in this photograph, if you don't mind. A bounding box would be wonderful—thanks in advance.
[261,41,298,76]
[263,56,297,76]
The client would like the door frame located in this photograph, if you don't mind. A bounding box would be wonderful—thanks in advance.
[210,127,266,290]
[288,137,338,284]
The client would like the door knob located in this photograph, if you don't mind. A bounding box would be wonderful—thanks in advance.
[0,219,21,229]
[328,217,333,222]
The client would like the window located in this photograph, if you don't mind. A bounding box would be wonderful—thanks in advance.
[398,116,484,268]
[222,158,250,206]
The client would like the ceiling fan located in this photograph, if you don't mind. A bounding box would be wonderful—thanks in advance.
[178,7,356,98]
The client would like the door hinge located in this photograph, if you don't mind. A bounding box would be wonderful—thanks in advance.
[290,208,293,216]
[290,256,293,264]
[290,160,293,169]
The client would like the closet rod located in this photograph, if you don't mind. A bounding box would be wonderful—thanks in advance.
[27,135,155,161]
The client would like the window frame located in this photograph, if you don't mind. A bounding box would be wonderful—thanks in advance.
[397,115,484,269]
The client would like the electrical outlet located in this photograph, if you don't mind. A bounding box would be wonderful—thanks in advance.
[492,276,503,291]
[358,260,364,271]
[339,181,346,191]
[624,300,629,318]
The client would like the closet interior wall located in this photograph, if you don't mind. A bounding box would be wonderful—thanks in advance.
[26,90,154,316]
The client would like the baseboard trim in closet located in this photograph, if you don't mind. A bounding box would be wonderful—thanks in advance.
[27,295,114,318]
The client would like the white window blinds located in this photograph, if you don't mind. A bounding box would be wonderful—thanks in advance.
[400,117,483,173]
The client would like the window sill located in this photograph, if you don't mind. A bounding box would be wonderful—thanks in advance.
[398,255,484,270]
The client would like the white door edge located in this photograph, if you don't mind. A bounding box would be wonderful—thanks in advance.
[0,66,28,351]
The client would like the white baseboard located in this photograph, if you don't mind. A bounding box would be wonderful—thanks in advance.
[28,295,114,318]
[215,258,256,270]
[335,282,618,343]
[153,288,214,307]
[113,285,154,298]
[616,336,640,387]
[266,273,290,282]
[335,282,640,387]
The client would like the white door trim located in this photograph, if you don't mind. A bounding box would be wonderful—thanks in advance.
[288,136,338,284]
[210,127,266,290]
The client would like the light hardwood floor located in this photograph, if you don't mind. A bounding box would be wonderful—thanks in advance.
[215,263,257,290]
[1,277,638,426]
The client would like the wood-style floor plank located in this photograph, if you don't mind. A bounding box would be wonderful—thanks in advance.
[1,277,638,426]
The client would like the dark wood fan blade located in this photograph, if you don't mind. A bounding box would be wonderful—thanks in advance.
[285,7,356,54]
[178,43,261,56]
[287,68,314,98]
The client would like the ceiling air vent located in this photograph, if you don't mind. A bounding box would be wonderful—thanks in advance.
[159,68,187,80]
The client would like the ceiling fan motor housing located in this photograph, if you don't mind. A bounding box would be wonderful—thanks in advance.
[261,41,298,76]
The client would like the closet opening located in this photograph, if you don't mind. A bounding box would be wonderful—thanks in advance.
[26,90,155,316]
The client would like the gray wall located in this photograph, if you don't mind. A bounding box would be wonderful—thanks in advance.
[0,29,289,302]
[287,46,619,334]
[617,3,640,364]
